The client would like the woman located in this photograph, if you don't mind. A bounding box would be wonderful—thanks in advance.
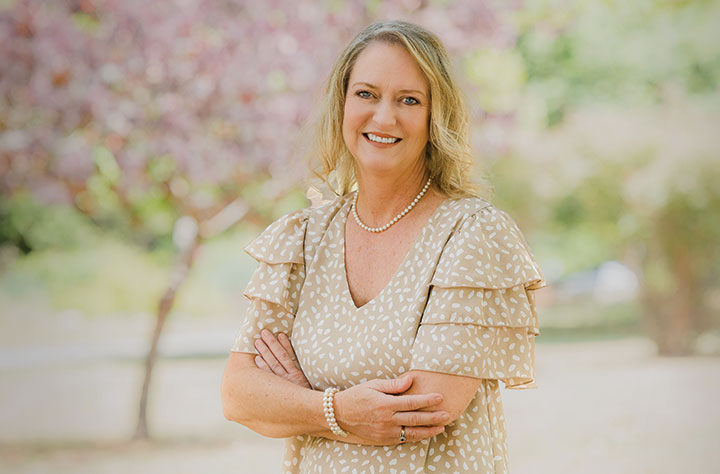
[221,20,545,473]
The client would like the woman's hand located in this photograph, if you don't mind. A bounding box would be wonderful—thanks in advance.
[254,330,312,389]
[332,374,448,444]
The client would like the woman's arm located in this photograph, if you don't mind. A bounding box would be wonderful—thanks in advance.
[222,352,326,437]
[401,370,483,423]
[251,332,481,431]
[221,348,448,445]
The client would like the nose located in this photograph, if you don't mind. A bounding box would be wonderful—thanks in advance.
[372,98,397,129]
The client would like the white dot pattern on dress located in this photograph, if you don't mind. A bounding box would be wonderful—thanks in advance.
[230,195,546,473]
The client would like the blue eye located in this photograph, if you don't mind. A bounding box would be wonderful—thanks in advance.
[357,90,372,99]
[402,97,419,105]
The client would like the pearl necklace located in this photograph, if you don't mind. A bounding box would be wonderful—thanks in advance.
[351,177,432,233]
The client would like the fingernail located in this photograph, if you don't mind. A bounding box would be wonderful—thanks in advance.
[261,329,270,338]
[434,395,443,403]
[441,412,450,421]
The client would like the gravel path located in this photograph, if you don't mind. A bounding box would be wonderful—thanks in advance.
[1,333,718,473]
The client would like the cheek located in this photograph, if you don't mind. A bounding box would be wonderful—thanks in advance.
[343,99,365,128]
[342,102,359,136]
[408,112,430,142]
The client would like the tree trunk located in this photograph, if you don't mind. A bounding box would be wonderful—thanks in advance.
[132,199,249,441]
[658,251,694,355]
[640,240,697,356]
[133,235,200,440]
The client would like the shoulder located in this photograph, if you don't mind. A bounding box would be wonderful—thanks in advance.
[302,193,351,252]
[436,198,546,290]
[445,197,526,241]
[244,193,352,264]
[446,196,519,223]
[446,196,493,216]
[302,193,352,225]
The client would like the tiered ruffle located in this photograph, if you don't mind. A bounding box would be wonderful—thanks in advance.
[411,206,546,389]
[230,210,308,353]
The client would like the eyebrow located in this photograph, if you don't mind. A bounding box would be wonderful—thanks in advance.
[352,81,427,97]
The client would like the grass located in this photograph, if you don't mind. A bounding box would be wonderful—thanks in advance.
[538,299,643,342]
[0,230,258,318]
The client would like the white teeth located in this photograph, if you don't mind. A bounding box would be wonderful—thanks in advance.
[367,133,399,144]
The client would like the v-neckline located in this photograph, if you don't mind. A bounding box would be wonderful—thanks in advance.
[339,197,451,311]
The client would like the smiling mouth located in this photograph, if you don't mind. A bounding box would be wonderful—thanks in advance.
[363,133,401,144]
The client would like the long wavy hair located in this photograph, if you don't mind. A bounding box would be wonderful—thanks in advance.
[308,20,488,199]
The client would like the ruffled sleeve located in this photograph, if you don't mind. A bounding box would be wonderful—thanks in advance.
[410,205,547,389]
[230,209,308,354]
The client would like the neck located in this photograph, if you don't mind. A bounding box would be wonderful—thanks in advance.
[353,162,430,226]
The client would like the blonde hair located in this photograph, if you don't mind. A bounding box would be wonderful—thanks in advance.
[308,20,488,199]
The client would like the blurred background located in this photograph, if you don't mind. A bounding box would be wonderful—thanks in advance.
[1,0,719,472]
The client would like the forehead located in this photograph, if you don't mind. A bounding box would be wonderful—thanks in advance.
[348,41,428,92]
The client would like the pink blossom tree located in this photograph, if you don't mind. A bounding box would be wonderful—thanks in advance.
[1,0,511,439]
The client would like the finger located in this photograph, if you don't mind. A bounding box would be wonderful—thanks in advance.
[368,374,413,394]
[402,425,445,443]
[254,355,272,372]
[254,338,287,375]
[391,393,444,412]
[277,334,307,381]
[261,330,297,373]
[392,410,450,427]
[278,333,298,363]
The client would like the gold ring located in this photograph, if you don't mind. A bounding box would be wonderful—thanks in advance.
[399,426,406,443]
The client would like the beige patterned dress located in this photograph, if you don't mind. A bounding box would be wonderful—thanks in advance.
[231,193,546,474]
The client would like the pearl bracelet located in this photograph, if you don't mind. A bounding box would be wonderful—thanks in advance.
[322,387,349,437]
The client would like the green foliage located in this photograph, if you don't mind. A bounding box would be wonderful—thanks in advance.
[0,0,16,11]
[70,11,100,33]
[93,146,121,183]
[241,180,308,221]
[516,0,720,124]
[174,231,258,316]
[0,198,174,315]
[127,186,177,246]
[0,195,101,252]
[464,48,527,113]
[147,155,177,184]
[0,240,168,315]
[0,224,264,316]
[496,99,720,351]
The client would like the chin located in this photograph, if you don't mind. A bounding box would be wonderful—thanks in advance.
[355,155,401,174]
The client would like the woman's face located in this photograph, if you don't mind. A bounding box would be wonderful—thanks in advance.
[342,41,430,178]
